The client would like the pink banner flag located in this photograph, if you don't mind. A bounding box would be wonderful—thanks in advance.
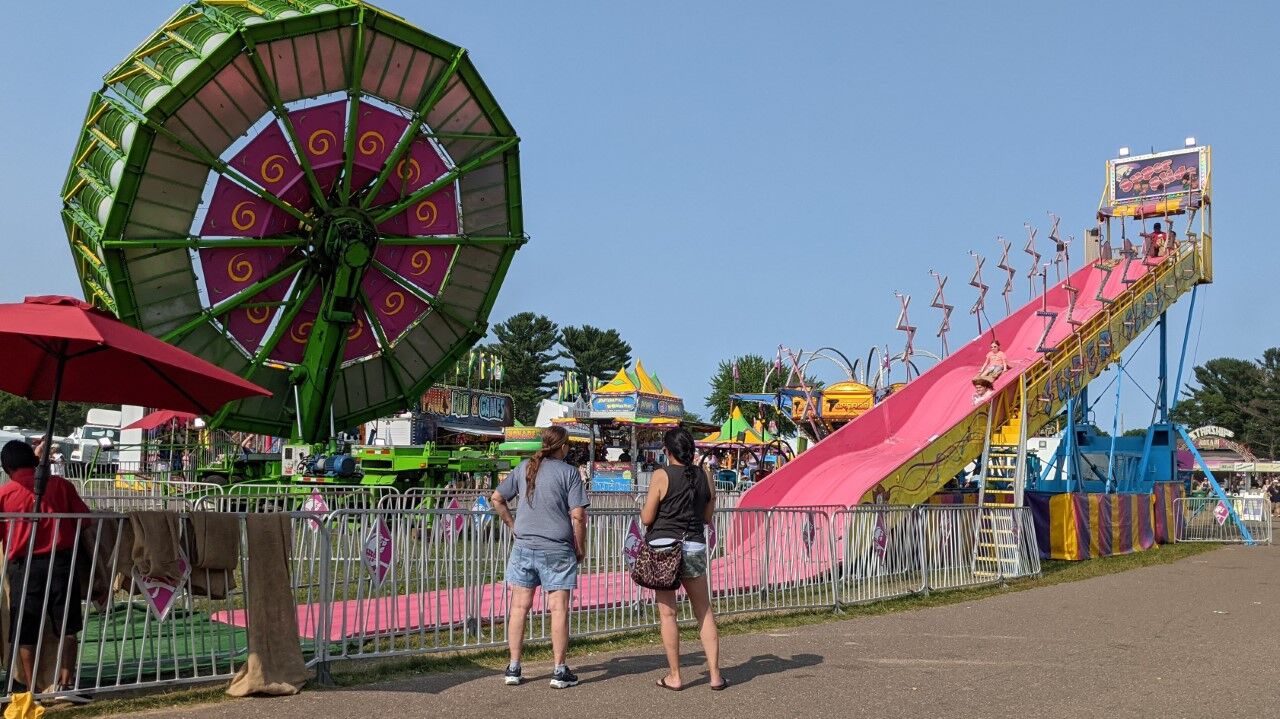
[1214,500,1229,526]
[135,550,191,621]
[301,489,331,532]
[623,518,644,568]
[362,518,394,587]
[872,511,888,559]
[447,497,465,537]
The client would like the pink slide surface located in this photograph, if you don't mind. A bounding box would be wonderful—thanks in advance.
[741,256,1165,510]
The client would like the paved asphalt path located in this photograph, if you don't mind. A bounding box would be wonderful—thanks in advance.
[140,546,1278,719]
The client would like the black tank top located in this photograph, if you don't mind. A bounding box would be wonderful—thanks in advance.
[646,464,710,543]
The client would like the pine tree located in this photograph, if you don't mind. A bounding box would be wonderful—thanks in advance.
[559,325,632,398]
[490,313,561,423]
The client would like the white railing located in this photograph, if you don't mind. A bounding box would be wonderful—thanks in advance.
[0,511,326,704]
[1174,497,1273,544]
[0,502,1041,704]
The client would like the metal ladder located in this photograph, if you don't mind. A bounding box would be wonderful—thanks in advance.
[974,379,1029,578]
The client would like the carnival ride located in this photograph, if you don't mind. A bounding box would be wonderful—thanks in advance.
[741,144,1244,559]
[62,1,523,485]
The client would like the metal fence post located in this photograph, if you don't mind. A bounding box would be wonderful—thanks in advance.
[916,506,930,595]
[760,510,772,598]
[312,511,335,685]
[830,510,842,611]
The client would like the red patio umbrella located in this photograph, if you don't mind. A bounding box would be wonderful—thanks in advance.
[123,410,199,431]
[0,295,271,509]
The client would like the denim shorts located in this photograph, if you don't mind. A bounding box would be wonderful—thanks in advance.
[505,544,579,591]
[680,548,708,579]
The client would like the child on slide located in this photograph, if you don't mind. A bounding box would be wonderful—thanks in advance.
[971,339,1007,402]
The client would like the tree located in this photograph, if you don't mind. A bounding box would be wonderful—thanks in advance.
[0,393,100,436]
[681,411,705,425]
[490,312,561,424]
[705,355,822,436]
[1171,357,1259,435]
[559,325,632,395]
[1172,349,1280,459]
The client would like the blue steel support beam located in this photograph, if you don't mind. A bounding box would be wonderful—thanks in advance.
[1170,285,1200,414]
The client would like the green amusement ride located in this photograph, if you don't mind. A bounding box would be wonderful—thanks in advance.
[60,1,524,481]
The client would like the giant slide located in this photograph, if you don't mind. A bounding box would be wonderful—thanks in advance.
[740,249,1195,510]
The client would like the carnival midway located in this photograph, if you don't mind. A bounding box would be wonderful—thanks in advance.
[0,1,1273,716]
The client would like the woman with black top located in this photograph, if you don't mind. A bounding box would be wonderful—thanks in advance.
[640,427,726,691]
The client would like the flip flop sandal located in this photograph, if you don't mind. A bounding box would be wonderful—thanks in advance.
[656,677,683,691]
[710,679,730,691]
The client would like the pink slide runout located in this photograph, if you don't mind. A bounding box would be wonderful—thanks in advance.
[740,257,1162,510]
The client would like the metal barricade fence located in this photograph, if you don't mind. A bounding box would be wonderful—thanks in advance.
[206,485,398,515]
[377,487,486,511]
[832,506,924,605]
[0,501,1043,702]
[916,506,1041,590]
[1174,497,1274,544]
[73,478,224,513]
[0,511,328,704]
[1011,507,1043,578]
[712,508,837,616]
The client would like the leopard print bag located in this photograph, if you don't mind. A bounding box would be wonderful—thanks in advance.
[630,541,683,590]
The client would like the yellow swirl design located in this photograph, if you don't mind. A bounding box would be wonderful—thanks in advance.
[383,291,406,316]
[226,253,254,282]
[290,320,313,345]
[245,306,271,325]
[230,201,257,232]
[347,317,364,341]
[260,154,287,183]
[414,200,438,226]
[307,129,336,156]
[409,249,432,276]
[358,131,385,156]
[396,158,421,184]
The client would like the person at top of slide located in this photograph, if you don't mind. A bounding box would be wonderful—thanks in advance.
[1143,222,1167,258]
[972,339,1007,402]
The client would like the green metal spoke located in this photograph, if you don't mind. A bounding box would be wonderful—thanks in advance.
[162,257,306,344]
[371,259,482,336]
[376,234,525,247]
[358,47,466,210]
[143,116,310,223]
[357,288,409,398]
[209,270,319,429]
[339,7,368,203]
[370,136,518,224]
[240,33,331,214]
[103,236,307,249]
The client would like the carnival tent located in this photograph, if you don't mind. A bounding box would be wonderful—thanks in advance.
[699,407,774,447]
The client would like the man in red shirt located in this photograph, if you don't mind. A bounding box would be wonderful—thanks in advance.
[0,440,94,702]
[1142,222,1167,258]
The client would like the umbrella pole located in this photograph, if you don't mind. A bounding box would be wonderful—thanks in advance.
[33,352,67,514]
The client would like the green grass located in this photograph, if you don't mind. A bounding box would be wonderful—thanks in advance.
[46,541,1220,717]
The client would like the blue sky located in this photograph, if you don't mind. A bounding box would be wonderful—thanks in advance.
[2,1,1276,431]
